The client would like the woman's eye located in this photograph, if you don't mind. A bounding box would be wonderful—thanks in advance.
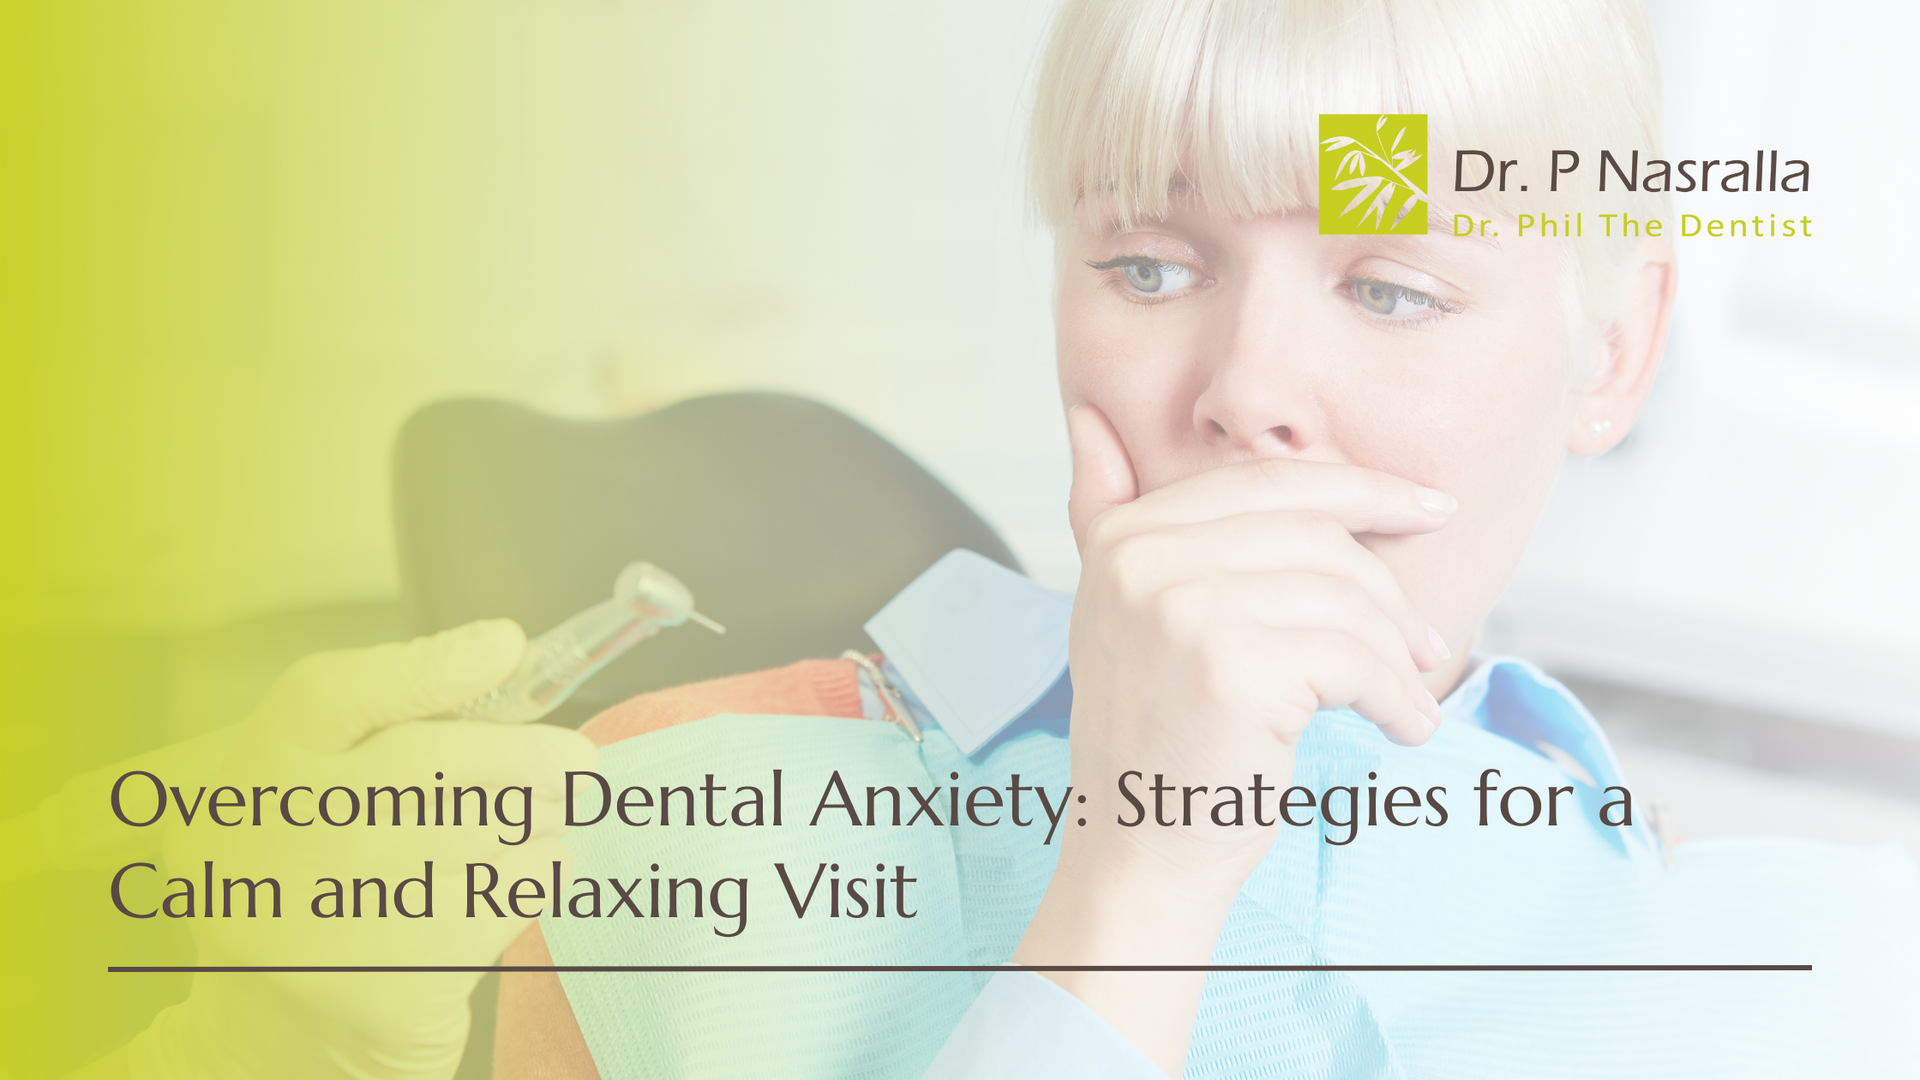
[1087,257,1197,297]
[1124,260,1191,293]
[1351,278,1451,318]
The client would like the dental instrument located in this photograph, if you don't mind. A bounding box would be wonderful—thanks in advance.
[457,561,724,724]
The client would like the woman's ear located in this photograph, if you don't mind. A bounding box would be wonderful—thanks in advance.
[1570,236,1677,456]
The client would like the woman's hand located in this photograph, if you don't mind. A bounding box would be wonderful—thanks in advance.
[1012,405,1455,1075]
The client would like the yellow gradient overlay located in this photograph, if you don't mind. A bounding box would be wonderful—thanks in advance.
[1,0,1065,1070]
[0,2,730,1073]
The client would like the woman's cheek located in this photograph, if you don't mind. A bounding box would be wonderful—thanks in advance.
[1057,301,1151,397]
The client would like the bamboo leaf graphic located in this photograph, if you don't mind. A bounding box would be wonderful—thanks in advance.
[1362,181,1396,228]
[1390,189,1426,229]
[1332,175,1384,217]
[1320,113,1428,234]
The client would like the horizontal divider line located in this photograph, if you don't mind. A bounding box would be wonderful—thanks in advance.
[109,964,1812,974]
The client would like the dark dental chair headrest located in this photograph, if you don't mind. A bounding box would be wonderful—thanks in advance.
[392,392,1021,728]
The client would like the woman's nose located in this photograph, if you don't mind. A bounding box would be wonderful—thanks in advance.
[1189,316,1319,455]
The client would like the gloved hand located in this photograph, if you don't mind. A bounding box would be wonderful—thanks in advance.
[119,619,595,1080]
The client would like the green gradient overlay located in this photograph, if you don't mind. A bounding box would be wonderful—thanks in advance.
[8,0,1064,1070]
[0,3,760,1074]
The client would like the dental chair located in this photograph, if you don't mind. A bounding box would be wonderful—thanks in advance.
[392,391,1021,729]
[391,391,1023,1078]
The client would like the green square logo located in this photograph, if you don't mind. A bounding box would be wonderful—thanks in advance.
[1318,114,1428,234]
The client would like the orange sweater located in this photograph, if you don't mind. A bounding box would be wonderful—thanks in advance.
[492,658,870,1079]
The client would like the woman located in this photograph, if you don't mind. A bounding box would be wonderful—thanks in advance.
[998,0,1669,1068]
[497,0,1914,1076]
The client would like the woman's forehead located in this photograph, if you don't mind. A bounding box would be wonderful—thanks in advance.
[1075,188,1504,250]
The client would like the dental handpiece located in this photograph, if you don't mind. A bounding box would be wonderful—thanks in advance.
[456,561,725,724]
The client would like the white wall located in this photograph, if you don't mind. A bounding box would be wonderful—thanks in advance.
[1487,0,1920,736]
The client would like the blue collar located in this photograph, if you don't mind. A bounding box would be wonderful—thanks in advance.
[864,549,1072,754]
[866,548,1651,850]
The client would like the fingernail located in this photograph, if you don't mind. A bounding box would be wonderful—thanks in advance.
[1422,690,1444,728]
[1414,486,1458,513]
[1427,626,1452,661]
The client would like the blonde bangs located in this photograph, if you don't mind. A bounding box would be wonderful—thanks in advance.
[1030,0,1669,258]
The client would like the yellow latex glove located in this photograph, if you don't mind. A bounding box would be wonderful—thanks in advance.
[111,620,595,1080]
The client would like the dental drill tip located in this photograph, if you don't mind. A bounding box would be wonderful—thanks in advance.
[688,610,726,635]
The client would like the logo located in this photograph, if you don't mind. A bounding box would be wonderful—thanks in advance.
[1319,114,1429,234]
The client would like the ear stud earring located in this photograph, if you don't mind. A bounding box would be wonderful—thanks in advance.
[1590,419,1613,438]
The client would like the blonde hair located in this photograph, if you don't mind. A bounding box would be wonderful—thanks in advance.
[1029,0,1670,325]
